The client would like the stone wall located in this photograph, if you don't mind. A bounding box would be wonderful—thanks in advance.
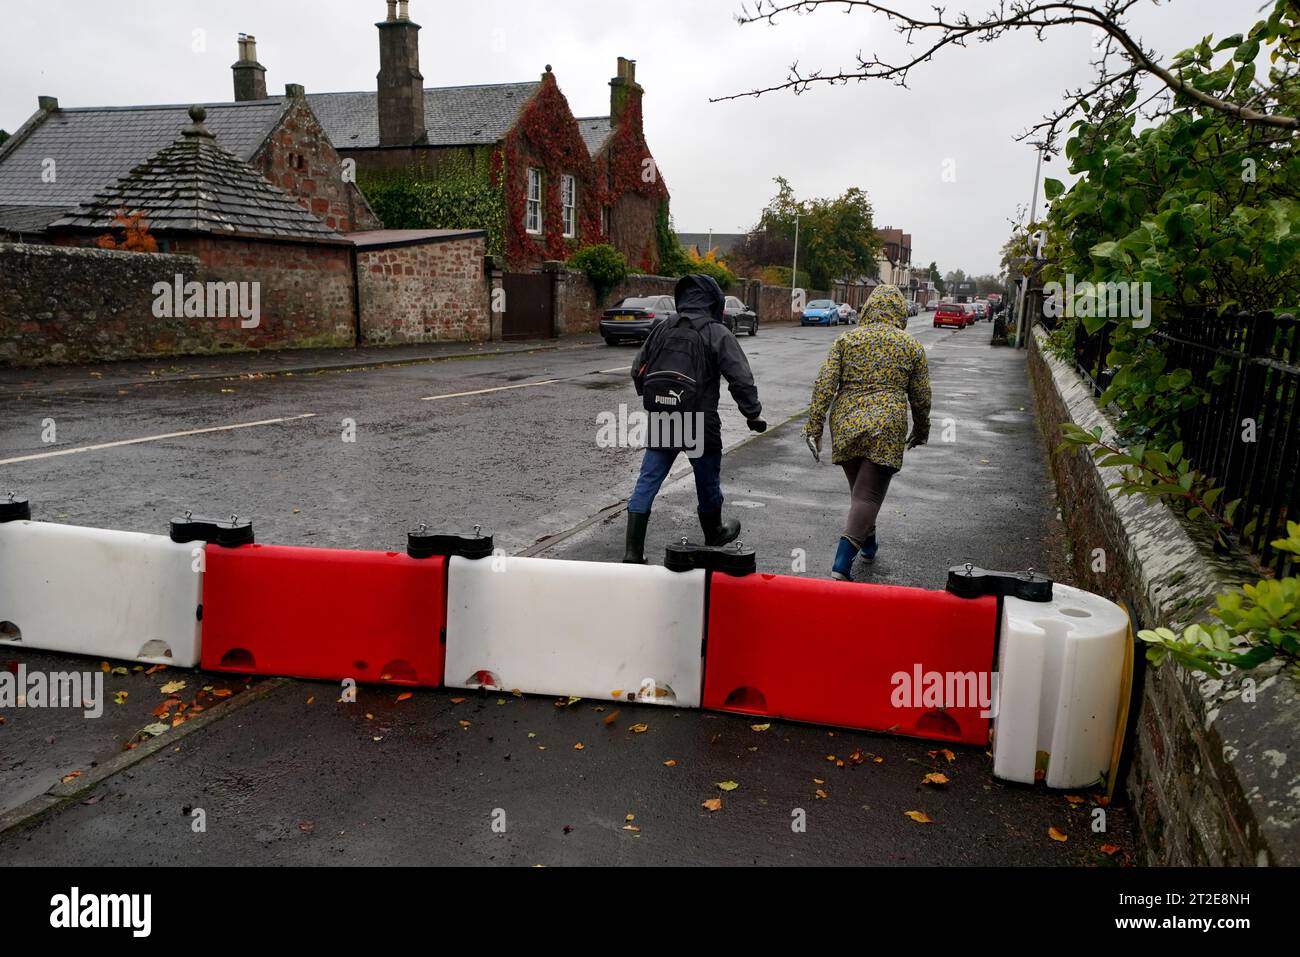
[356,234,489,343]
[0,243,201,365]
[553,270,677,335]
[758,284,831,324]
[2,237,358,366]
[255,97,382,234]
[1027,327,1299,866]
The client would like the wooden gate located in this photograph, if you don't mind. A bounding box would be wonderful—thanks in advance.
[502,272,555,340]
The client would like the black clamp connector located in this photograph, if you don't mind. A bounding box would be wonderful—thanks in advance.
[946,562,1053,602]
[170,511,255,548]
[0,491,31,523]
[664,538,756,577]
[407,523,494,560]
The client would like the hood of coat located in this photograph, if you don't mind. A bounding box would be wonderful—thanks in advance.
[861,284,909,329]
[674,273,725,322]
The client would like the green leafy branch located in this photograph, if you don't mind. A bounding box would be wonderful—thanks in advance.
[1059,423,1299,673]
[1057,423,1250,547]
[1140,522,1300,674]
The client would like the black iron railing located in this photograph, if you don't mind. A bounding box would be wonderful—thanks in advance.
[1072,309,1298,576]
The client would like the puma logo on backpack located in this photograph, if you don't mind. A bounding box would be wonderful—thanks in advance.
[640,317,711,414]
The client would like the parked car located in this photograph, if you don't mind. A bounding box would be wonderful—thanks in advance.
[600,295,677,345]
[723,296,759,336]
[906,300,920,317]
[801,299,841,326]
[924,299,938,311]
[971,301,989,322]
[962,303,979,327]
[933,302,967,329]
[836,302,858,324]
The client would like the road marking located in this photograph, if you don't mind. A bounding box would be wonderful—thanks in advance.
[420,367,630,401]
[420,379,564,401]
[0,413,318,465]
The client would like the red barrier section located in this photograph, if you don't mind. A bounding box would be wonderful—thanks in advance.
[201,544,445,686]
[703,574,996,745]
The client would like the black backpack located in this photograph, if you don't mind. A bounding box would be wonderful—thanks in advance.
[639,316,712,414]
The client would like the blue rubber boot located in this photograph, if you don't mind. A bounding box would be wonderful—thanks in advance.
[831,537,857,581]
[858,534,879,564]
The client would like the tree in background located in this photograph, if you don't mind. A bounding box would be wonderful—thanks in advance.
[800,187,880,289]
[684,247,737,289]
[926,261,945,297]
[734,177,880,289]
[0,130,9,148]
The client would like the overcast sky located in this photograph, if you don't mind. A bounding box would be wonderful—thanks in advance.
[0,0,1247,275]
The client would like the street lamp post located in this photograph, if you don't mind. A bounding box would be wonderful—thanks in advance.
[791,211,800,292]
[1015,141,1047,349]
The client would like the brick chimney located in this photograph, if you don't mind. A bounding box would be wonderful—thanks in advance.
[232,34,268,101]
[609,57,643,130]
[376,0,425,146]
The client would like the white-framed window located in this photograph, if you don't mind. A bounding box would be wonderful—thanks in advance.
[526,167,543,235]
[561,174,577,239]
[600,205,609,237]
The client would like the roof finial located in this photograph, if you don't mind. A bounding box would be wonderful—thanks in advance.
[183,105,215,139]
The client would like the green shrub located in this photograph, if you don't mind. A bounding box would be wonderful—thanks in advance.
[360,168,505,257]
[569,244,628,304]
[683,256,736,290]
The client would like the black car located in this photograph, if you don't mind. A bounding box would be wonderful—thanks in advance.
[600,295,678,345]
[723,296,759,336]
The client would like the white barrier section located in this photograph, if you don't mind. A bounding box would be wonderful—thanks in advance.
[0,521,202,666]
[993,582,1129,788]
[445,555,707,707]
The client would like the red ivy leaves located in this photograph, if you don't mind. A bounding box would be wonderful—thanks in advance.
[497,73,666,270]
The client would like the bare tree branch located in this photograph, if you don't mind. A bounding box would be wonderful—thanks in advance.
[714,0,1299,137]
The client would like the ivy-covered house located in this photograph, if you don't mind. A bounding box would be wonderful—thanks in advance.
[293,1,670,272]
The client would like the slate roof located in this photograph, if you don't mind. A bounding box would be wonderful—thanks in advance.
[0,204,69,236]
[307,81,539,149]
[576,116,613,157]
[0,100,287,233]
[49,107,345,244]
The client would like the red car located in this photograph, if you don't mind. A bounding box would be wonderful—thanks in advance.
[934,303,966,329]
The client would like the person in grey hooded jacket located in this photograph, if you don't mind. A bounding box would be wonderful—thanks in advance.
[623,274,766,563]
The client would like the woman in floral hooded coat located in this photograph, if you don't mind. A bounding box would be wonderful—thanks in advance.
[804,284,931,580]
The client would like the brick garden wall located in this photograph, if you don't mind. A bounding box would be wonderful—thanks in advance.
[256,98,383,234]
[1027,328,1298,865]
[356,235,489,343]
[167,236,356,351]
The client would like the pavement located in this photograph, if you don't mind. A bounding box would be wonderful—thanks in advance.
[0,317,1134,865]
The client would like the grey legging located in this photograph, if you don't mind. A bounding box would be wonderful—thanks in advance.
[840,457,896,547]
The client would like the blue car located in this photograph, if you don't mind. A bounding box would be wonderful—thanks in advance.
[800,299,841,326]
